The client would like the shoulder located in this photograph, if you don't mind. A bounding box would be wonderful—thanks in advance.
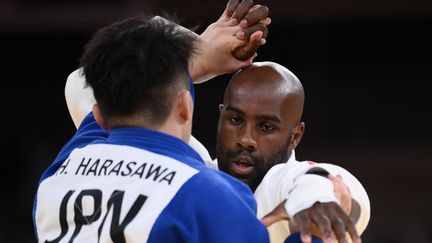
[150,166,268,243]
[164,165,257,216]
[39,113,108,182]
[190,167,255,204]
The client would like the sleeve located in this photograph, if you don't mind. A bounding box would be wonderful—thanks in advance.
[308,163,371,235]
[257,162,370,235]
[38,112,108,182]
[188,135,213,165]
[65,68,96,128]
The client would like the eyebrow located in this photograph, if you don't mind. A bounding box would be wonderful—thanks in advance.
[225,106,282,123]
[225,106,245,115]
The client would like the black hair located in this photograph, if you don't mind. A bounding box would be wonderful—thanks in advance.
[80,15,196,126]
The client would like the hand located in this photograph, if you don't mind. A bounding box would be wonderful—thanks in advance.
[190,19,255,83]
[261,174,359,243]
[290,202,360,243]
[189,0,270,82]
[291,175,356,243]
[221,0,271,60]
[232,4,270,60]
[222,0,271,28]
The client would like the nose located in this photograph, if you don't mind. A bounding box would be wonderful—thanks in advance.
[237,124,257,152]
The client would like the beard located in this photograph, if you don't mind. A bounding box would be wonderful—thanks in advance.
[216,134,291,192]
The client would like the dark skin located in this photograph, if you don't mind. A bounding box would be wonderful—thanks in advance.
[223,0,270,60]
[217,62,361,243]
[217,64,304,191]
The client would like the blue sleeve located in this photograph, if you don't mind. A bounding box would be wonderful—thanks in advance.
[149,171,270,243]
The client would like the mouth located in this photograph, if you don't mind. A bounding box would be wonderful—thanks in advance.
[230,156,254,175]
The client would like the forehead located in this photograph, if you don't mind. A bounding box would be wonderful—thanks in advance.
[225,80,297,123]
[227,83,285,110]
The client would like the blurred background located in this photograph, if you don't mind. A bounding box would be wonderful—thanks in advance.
[2,0,431,242]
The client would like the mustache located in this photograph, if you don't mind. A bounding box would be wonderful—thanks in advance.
[224,148,259,165]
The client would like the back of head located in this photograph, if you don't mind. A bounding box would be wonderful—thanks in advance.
[80,15,196,128]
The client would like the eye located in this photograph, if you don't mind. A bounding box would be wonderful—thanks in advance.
[228,116,243,126]
[259,122,276,133]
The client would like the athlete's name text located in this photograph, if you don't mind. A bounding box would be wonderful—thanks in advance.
[56,157,176,185]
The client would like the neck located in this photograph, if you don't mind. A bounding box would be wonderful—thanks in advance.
[158,120,190,143]
[109,117,189,143]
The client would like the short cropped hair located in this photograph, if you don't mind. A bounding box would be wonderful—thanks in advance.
[80,15,196,126]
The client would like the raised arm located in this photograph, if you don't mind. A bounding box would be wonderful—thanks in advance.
[189,0,270,83]
[66,1,270,127]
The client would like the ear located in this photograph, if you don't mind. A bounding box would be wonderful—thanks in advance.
[92,104,109,130]
[176,90,193,125]
[218,104,224,114]
[289,122,305,150]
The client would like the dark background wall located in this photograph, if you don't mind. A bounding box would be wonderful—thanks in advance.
[1,0,431,242]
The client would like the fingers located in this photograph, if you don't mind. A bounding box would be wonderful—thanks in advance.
[324,202,360,243]
[260,17,272,26]
[347,221,362,243]
[232,36,260,61]
[240,5,269,28]
[333,205,361,243]
[294,211,313,243]
[232,7,269,61]
[232,29,266,61]
[220,0,270,63]
[226,0,241,17]
[328,212,347,243]
[292,202,362,243]
[231,0,254,22]
[236,22,268,41]
[310,204,333,243]
[234,53,257,70]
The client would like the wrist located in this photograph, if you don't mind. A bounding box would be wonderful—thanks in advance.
[188,37,215,83]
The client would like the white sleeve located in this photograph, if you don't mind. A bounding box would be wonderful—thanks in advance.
[310,163,371,235]
[188,135,217,168]
[64,68,95,128]
[255,162,370,236]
